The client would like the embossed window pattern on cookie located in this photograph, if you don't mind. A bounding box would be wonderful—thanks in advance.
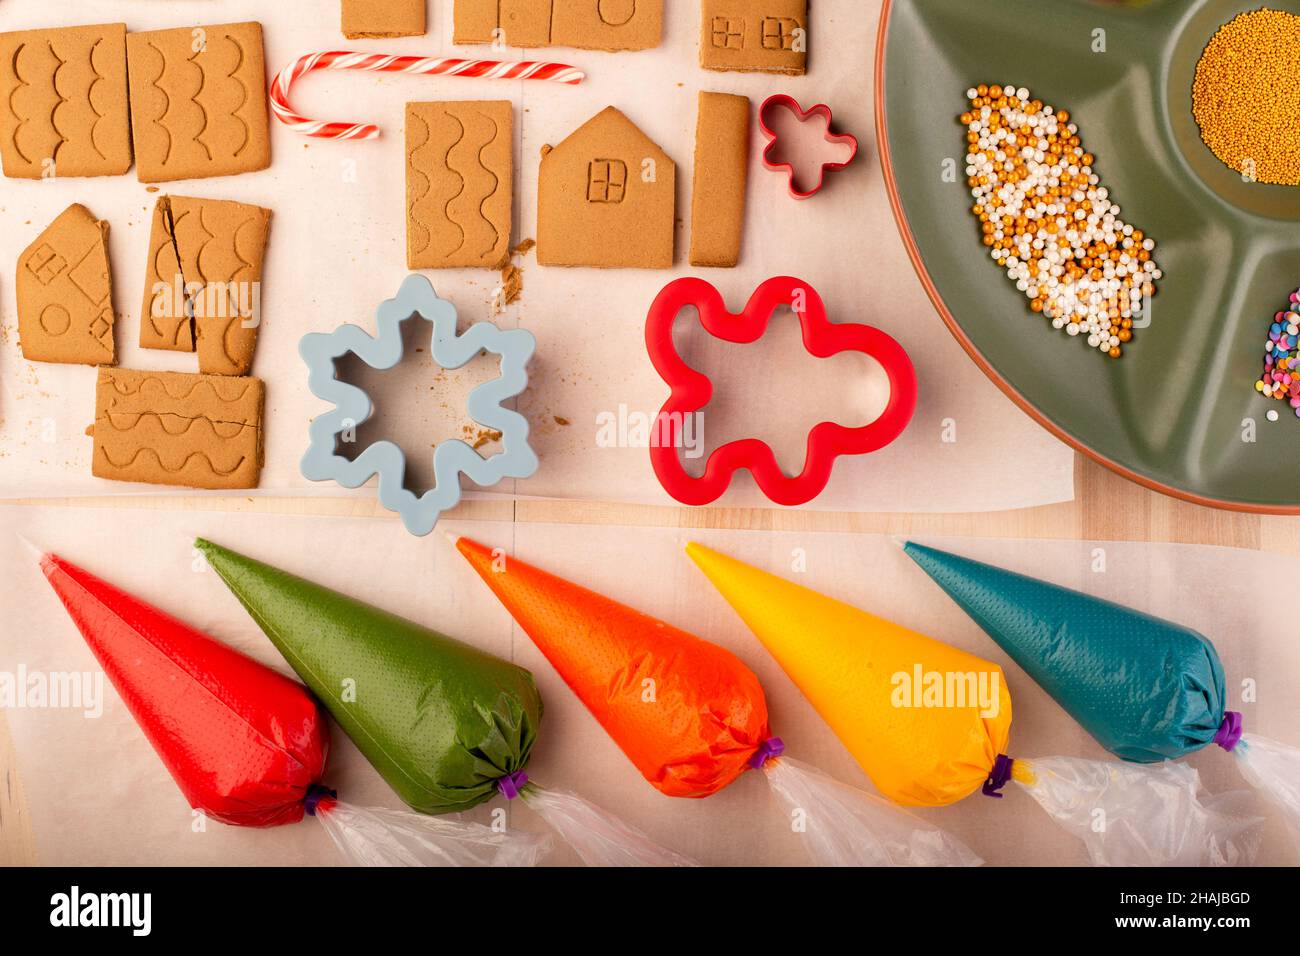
[762,17,800,51]
[712,17,745,49]
[588,159,628,203]
[25,246,66,285]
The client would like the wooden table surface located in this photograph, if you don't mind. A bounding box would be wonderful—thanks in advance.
[4,453,1297,865]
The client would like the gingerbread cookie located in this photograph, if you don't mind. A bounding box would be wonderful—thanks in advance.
[454,0,662,51]
[0,23,132,178]
[126,22,271,183]
[455,0,551,47]
[551,0,662,50]
[17,204,115,365]
[689,92,749,268]
[406,101,513,270]
[343,0,427,39]
[91,367,264,489]
[537,107,675,269]
[700,0,807,75]
[140,195,271,376]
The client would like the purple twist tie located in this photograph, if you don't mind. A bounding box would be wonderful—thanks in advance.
[982,754,1014,798]
[749,736,785,770]
[496,770,529,800]
[1213,712,1244,752]
[303,784,337,816]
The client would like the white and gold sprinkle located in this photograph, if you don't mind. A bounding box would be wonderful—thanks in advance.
[960,84,1162,359]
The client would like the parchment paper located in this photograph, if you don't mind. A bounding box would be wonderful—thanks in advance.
[0,0,1073,510]
[2,505,1295,866]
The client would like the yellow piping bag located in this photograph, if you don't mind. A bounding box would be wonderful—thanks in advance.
[687,542,1262,866]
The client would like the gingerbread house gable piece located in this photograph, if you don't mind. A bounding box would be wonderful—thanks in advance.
[538,107,675,269]
[551,106,668,167]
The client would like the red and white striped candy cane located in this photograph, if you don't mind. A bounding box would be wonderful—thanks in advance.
[269,50,587,141]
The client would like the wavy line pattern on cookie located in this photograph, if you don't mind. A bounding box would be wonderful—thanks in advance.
[147,221,185,342]
[102,410,250,439]
[474,112,503,257]
[145,42,173,164]
[406,101,511,269]
[440,112,468,256]
[192,206,214,286]
[127,23,269,181]
[47,41,68,165]
[85,38,108,160]
[231,215,258,282]
[2,26,131,177]
[100,446,248,477]
[94,366,264,488]
[8,43,32,163]
[224,34,250,157]
[407,109,432,258]
[104,372,254,404]
[187,48,213,162]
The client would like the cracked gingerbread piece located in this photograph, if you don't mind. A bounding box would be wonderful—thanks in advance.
[700,0,807,75]
[343,0,427,39]
[406,101,513,270]
[0,23,133,179]
[126,22,271,183]
[92,367,264,489]
[537,106,675,269]
[17,203,115,365]
[140,195,272,375]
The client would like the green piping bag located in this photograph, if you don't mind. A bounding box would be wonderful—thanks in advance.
[196,538,697,866]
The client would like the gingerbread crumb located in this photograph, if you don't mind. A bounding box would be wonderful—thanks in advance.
[465,425,503,450]
[500,264,523,306]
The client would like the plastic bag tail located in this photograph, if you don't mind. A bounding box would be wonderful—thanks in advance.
[1014,754,1262,866]
[762,756,984,866]
[520,784,700,866]
[312,793,552,867]
[1233,733,1300,858]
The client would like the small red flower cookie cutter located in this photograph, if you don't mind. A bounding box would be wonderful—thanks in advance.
[758,94,859,199]
[645,277,917,507]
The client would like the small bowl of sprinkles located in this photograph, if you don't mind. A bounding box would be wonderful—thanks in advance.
[959,84,1162,359]
[1193,8,1300,187]
[1257,288,1300,416]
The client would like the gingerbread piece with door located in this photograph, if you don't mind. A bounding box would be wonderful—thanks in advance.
[455,0,662,51]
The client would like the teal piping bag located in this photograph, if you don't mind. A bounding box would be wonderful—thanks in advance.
[904,542,1300,858]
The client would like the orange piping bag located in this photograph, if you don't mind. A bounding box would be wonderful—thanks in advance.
[453,534,985,865]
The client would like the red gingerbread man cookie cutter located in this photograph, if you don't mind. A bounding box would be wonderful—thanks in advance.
[645,277,918,506]
[758,94,859,199]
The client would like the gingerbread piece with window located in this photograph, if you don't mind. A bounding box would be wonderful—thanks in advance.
[699,0,807,75]
[537,107,675,269]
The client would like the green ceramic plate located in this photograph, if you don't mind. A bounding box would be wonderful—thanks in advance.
[878,0,1300,511]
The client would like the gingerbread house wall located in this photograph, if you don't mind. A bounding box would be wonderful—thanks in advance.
[537,107,675,269]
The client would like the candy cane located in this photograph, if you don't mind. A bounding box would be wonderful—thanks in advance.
[270,50,587,140]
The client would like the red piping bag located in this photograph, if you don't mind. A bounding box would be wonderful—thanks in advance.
[36,550,548,865]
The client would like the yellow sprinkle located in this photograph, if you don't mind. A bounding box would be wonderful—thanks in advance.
[1192,8,1300,186]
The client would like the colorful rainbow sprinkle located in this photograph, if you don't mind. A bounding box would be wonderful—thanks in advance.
[1257,288,1300,417]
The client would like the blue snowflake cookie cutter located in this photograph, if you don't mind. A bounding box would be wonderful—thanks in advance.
[300,274,538,536]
